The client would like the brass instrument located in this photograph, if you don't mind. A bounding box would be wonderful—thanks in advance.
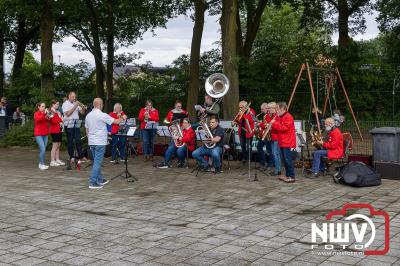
[144,106,150,122]
[74,100,87,109]
[199,73,230,122]
[169,120,185,148]
[310,128,323,148]
[45,108,54,119]
[261,121,273,141]
[196,120,216,149]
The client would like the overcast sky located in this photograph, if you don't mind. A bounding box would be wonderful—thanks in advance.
[4,11,380,72]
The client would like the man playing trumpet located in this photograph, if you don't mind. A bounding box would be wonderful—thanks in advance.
[192,116,224,173]
[157,118,195,168]
[62,91,87,163]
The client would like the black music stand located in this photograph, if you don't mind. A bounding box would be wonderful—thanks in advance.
[112,127,138,182]
[64,119,83,170]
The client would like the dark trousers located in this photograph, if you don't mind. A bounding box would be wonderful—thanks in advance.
[257,139,273,167]
[281,147,295,178]
[66,127,83,159]
[141,129,156,155]
[240,134,253,161]
[111,134,126,160]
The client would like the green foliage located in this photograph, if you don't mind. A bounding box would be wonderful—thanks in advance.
[0,120,36,147]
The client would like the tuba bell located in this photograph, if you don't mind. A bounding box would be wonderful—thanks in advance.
[205,73,230,99]
[196,120,216,149]
[169,120,185,148]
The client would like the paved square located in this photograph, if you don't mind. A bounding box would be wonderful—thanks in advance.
[0,148,399,265]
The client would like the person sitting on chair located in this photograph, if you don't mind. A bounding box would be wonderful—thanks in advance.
[158,118,196,168]
[192,116,224,174]
[164,100,188,124]
[306,117,343,178]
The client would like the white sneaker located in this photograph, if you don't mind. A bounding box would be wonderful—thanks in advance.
[56,160,65,166]
[39,164,49,170]
[50,161,59,167]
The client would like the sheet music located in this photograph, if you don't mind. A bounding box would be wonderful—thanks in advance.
[145,121,158,129]
[157,126,171,137]
[196,130,208,141]
[126,127,137,136]
[194,105,202,111]
[64,119,82,129]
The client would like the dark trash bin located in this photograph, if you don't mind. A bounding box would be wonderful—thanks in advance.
[369,127,400,162]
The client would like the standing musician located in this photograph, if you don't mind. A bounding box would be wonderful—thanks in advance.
[192,116,224,173]
[268,102,281,176]
[62,91,87,163]
[109,103,128,163]
[49,100,65,167]
[256,103,274,170]
[157,118,196,168]
[236,100,256,164]
[198,95,220,122]
[164,100,188,124]
[138,100,159,161]
[271,102,296,183]
[306,117,343,178]
[34,102,51,170]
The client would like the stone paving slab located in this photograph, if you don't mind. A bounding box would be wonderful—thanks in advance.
[0,148,399,265]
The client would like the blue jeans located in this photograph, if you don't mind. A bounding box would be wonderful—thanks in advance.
[89,145,106,186]
[35,136,48,165]
[165,144,187,164]
[281,147,295,178]
[192,146,222,169]
[240,135,252,161]
[312,149,328,173]
[141,129,156,155]
[271,141,281,174]
[111,134,126,160]
[257,139,273,167]
[66,127,83,159]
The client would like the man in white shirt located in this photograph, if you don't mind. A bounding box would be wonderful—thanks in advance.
[85,98,122,189]
[62,91,87,162]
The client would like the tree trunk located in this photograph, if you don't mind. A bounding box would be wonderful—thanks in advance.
[105,0,114,113]
[11,18,28,80]
[221,0,239,119]
[86,0,105,99]
[242,0,268,59]
[187,0,206,122]
[236,8,243,57]
[40,0,55,97]
[337,0,350,53]
[0,28,4,97]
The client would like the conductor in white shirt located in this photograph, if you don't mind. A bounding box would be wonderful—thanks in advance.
[85,98,122,189]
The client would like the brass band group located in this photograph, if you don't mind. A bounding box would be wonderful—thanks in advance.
[33,74,345,189]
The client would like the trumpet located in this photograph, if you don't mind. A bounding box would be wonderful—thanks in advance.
[74,100,87,109]
[45,108,54,119]
[196,120,216,149]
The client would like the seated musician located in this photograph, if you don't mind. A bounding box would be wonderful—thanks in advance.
[198,95,220,121]
[306,117,343,178]
[237,100,256,164]
[157,118,195,168]
[192,116,224,173]
[164,100,188,124]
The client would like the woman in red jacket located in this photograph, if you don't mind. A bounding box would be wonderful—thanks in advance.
[34,102,51,170]
[307,117,344,178]
[157,118,196,168]
[138,100,159,160]
[271,102,296,183]
[109,103,127,163]
[49,100,65,167]
[237,100,256,164]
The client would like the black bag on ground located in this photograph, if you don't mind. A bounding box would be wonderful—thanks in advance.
[333,161,381,187]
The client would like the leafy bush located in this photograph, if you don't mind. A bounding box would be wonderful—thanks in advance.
[0,121,36,147]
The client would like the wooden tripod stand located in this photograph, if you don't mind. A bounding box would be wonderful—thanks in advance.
[287,63,363,140]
